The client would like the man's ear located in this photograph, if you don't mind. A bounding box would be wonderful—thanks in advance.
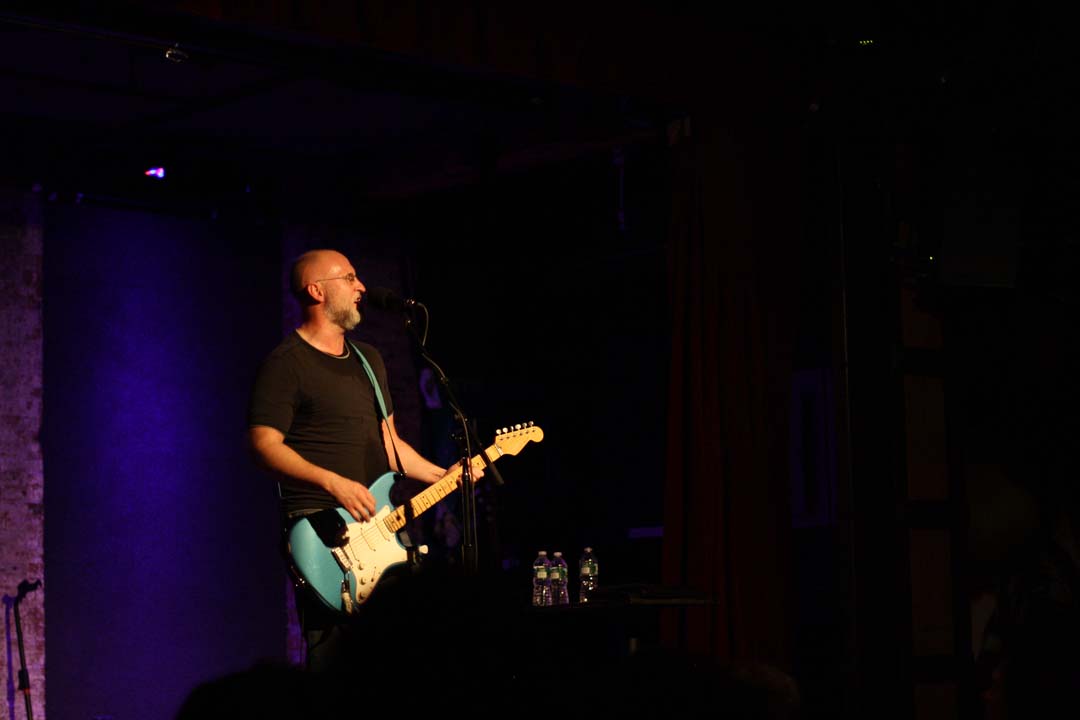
[305,282,323,304]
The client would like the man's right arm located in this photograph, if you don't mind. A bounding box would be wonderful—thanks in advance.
[248,425,376,521]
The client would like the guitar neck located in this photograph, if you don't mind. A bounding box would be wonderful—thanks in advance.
[384,444,498,533]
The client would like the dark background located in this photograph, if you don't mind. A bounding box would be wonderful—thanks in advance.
[3,3,1078,719]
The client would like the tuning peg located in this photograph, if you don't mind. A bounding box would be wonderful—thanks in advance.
[495,428,502,436]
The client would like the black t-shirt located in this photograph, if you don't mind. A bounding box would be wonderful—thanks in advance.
[247,331,394,515]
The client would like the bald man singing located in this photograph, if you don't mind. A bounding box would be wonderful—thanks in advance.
[247,248,481,672]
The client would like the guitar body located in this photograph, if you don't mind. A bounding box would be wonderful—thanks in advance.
[286,471,407,613]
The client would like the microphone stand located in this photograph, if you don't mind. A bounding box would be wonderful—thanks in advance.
[397,302,503,575]
[454,420,476,575]
[5,579,42,720]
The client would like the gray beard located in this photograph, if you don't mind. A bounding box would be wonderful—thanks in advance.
[325,302,361,331]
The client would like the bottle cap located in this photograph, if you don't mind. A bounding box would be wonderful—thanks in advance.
[553,551,563,557]
[538,550,547,556]
[584,546,592,552]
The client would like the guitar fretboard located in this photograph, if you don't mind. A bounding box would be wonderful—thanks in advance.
[383,443,499,533]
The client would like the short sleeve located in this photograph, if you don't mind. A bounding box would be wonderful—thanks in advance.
[247,352,300,434]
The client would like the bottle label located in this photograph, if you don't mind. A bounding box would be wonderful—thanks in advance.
[536,569,548,579]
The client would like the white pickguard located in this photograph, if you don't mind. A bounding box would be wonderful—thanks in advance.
[331,506,408,604]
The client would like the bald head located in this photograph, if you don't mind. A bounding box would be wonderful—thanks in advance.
[290,249,349,304]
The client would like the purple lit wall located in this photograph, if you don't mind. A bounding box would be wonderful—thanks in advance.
[42,204,286,720]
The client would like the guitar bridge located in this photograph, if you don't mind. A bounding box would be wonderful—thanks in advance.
[331,546,360,572]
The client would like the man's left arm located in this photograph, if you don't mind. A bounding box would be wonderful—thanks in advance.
[381,414,483,484]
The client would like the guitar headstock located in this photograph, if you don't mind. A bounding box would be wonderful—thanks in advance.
[493,421,544,455]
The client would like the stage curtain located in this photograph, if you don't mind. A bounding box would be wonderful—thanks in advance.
[661,113,799,669]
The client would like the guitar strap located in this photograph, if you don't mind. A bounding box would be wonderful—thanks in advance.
[348,339,406,478]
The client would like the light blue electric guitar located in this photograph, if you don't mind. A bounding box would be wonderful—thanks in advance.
[286,422,543,613]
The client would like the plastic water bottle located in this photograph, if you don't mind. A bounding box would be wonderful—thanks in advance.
[532,551,552,606]
[578,546,598,604]
[551,551,570,605]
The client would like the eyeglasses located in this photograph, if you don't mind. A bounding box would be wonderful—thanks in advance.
[313,273,360,284]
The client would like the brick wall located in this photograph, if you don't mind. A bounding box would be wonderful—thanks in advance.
[0,190,45,718]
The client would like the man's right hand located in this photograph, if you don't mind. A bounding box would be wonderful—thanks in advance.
[249,425,378,521]
[328,475,377,522]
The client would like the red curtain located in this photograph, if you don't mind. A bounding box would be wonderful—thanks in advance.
[661,113,800,669]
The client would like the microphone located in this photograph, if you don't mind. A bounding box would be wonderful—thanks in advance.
[365,287,418,312]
